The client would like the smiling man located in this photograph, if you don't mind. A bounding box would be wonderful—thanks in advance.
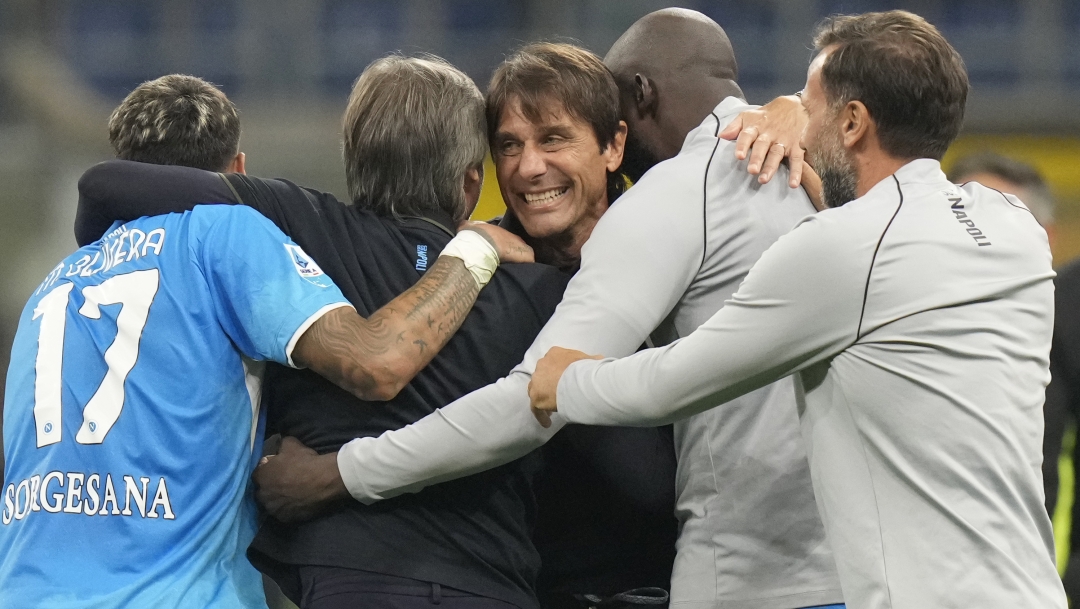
[484,43,678,608]
[488,44,627,272]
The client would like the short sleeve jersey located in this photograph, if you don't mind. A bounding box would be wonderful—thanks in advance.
[0,205,350,608]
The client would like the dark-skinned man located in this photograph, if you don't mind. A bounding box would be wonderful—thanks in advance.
[268,9,845,609]
[532,10,1066,609]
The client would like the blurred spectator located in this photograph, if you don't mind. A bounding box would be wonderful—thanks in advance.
[951,152,1079,597]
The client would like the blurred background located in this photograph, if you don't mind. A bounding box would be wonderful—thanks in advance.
[1,0,1079,594]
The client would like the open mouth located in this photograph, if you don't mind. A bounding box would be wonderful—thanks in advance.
[522,187,569,206]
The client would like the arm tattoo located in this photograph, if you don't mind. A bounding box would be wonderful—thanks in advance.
[295,256,480,400]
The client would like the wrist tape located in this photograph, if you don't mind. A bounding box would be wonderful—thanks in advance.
[439,229,500,289]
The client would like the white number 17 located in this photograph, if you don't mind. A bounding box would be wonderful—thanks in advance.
[32,269,160,448]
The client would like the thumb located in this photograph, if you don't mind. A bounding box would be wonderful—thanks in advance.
[718,116,743,141]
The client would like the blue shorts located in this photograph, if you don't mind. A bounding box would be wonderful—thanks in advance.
[805,605,846,609]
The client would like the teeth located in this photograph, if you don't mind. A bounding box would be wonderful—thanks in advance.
[523,188,568,204]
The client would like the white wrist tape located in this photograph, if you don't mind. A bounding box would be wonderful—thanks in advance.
[439,229,500,289]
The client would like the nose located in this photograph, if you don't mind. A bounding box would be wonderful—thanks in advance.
[518,141,546,181]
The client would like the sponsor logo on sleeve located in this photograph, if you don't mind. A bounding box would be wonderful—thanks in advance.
[283,244,332,287]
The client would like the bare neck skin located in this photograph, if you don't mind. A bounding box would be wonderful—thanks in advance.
[853,145,914,197]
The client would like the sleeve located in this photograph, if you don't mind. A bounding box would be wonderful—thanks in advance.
[76,160,241,246]
[556,215,865,427]
[337,180,706,502]
[196,206,353,367]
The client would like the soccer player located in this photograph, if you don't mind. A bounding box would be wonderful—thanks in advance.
[75,60,568,609]
[267,10,847,609]
[530,11,1066,609]
[0,75,530,608]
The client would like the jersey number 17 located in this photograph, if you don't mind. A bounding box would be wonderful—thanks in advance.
[30,269,160,448]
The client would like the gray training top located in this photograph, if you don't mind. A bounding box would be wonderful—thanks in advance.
[337,97,843,609]
[557,159,1067,609]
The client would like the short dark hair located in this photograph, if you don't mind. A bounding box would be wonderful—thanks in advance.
[108,74,240,171]
[343,55,486,224]
[487,42,625,201]
[813,10,968,161]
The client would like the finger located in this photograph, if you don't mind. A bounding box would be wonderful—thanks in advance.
[758,144,788,185]
[532,406,552,428]
[788,147,805,189]
[746,136,773,175]
[718,115,743,141]
[733,126,758,161]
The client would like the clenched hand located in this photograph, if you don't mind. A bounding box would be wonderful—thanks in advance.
[253,436,349,522]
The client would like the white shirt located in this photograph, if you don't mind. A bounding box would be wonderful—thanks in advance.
[557,159,1065,609]
[338,98,843,608]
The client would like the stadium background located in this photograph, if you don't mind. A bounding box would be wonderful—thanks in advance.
[0,0,1078,598]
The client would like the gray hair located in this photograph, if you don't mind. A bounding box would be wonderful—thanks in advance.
[343,55,487,224]
[108,74,240,171]
[948,152,1055,225]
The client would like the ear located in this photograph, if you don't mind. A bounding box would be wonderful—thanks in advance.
[634,74,658,119]
[463,163,484,217]
[603,121,628,172]
[225,152,246,175]
[840,101,871,151]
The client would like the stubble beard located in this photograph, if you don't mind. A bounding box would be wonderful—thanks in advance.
[808,129,859,209]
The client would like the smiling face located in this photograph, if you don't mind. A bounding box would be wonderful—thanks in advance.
[801,46,859,209]
[492,95,624,244]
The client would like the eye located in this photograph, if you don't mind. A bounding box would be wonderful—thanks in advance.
[542,135,566,147]
[497,140,522,156]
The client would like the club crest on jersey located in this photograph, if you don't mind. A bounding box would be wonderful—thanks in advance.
[283,244,331,287]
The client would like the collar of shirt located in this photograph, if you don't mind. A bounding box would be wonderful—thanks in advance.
[893,158,947,186]
[862,157,947,201]
[397,209,457,238]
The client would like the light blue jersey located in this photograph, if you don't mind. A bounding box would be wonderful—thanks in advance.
[0,205,350,608]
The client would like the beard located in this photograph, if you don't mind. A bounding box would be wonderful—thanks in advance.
[620,130,661,183]
[807,129,858,209]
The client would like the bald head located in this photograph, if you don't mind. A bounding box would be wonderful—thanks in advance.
[605,8,737,84]
[605,9,743,180]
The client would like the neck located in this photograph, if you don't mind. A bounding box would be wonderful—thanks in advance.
[854,149,914,198]
[527,204,606,273]
[658,78,744,159]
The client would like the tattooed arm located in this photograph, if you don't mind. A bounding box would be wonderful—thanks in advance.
[292,256,477,400]
[292,224,534,401]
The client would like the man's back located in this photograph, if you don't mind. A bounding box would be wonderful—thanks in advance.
[215,175,569,609]
[798,162,1060,607]
[637,97,841,606]
[0,206,349,608]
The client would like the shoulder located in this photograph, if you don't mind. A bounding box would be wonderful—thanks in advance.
[189,203,273,227]
[226,174,349,222]
[483,262,570,318]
